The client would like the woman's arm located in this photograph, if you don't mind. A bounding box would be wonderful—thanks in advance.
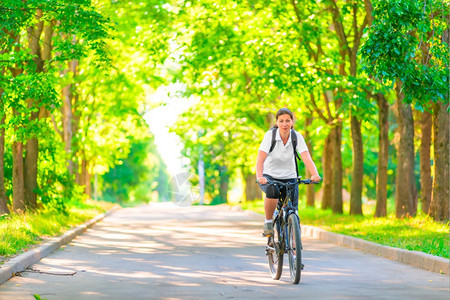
[256,150,268,184]
[300,151,322,182]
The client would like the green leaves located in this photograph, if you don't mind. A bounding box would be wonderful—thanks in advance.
[360,0,449,104]
[0,0,174,209]
[102,137,168,203]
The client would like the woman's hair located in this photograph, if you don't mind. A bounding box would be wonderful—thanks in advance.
[273,108,294,129]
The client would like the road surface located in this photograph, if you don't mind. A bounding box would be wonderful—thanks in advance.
[0,203,448,299]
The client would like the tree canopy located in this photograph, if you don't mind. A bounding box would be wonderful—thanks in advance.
[0,0,448,221]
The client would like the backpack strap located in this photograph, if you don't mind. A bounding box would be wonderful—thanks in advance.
[291,129,301,178]
[291,129,301,161]
[268,127,277,153]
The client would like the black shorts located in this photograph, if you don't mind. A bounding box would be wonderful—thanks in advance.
[258,174,299,209]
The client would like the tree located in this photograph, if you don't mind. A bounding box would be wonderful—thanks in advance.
[428,12,449,221]
[289,0,346,214]
[0,0,113,213]
[23,8,55,210]
[360,0,449,219]
[0,34,10,214]
[428,101,449,221]
[304,116,315,207]
[171,98,241,204]
[66,0,173,199]
[102,136,168,204]
[373,92,390,217]
[0,0,171,213]
[323,0,371,215]
[419,108,432,214]
[394,81,417,217]
[321,134,333,210]
[0,88,9,214]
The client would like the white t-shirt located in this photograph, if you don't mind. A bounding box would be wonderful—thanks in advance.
[259,128,309,179]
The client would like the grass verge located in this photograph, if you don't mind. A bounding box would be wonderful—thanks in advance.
[239,200,449,259]
[0,200,117,260]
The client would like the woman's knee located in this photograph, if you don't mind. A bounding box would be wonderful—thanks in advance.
[265,184,280,199]
[265,197,278,201]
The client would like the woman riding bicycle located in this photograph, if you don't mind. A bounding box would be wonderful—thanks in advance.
[256,108,321,236]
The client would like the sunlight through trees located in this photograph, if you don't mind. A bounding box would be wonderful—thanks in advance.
[0,0,448,221]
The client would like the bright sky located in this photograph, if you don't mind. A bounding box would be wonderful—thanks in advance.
[144,83,198,177]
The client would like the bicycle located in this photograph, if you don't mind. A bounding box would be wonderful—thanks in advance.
[262,178,318,284]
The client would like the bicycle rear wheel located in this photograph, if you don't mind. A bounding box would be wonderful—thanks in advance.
[266,220,283,280]
[287,213,302,284]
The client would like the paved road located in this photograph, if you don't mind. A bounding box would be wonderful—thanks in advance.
[0,203,448,300]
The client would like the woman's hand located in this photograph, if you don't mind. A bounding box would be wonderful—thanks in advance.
[257,177,267,184]
[310,174,322,182]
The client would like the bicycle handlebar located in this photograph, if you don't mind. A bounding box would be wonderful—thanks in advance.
[257,178,321,186]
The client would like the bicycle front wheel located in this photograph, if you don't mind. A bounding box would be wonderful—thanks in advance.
[287,213,302,284]
[267,220,283,280]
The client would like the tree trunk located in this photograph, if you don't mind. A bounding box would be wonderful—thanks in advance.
[366,2,388,218]
[415,15,435,216]
[80,157,92,197]
[13,129,25,212]
[419,110,432,214]
[218,165,229,204]
[321,133,333,210]
[394,80,417,218]
[72,90,81,184]
[266,111,275,127]
[348,5,365,215]
[304,116,315,207]
[331,123,343,214]
[9,32,25,212]
[61,39,78,175]
[83,159,92,198]
[0,49,10,214]
[62,69,74,174]
[244,173,261,202]
[305,166,315,207]
[428,101,449,221]
[27,9,44,71]
[350,114,363,215]
[375,93,389,217]
[0,93,10,214]
[24,132,38,209]
[24,9,45,210]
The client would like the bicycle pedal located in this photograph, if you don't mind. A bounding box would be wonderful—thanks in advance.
[262,233,273,237]
[301,264,305,270]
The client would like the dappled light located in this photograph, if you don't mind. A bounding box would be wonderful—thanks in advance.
[1,203,448,299]
[0,1,449,298]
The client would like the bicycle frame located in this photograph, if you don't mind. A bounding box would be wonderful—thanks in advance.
[270,179,300,254]
[264,178,316,284]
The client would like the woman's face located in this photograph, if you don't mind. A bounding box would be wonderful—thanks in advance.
[276,114,293,134]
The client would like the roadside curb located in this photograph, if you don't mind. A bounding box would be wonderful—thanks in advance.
[237,207,449,275]
[301,224,449,276]
[0,206,120,285]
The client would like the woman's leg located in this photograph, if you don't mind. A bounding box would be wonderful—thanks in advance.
[263,197,277,235]
[264,197,278,220]
[259,174,281,235]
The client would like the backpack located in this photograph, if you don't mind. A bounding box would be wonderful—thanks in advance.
[268,128,301,178]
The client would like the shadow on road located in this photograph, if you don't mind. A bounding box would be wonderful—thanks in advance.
[0,203,448,300]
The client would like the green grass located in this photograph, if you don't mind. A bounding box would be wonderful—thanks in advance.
[0,200,116,259]
[239,200,449,259]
